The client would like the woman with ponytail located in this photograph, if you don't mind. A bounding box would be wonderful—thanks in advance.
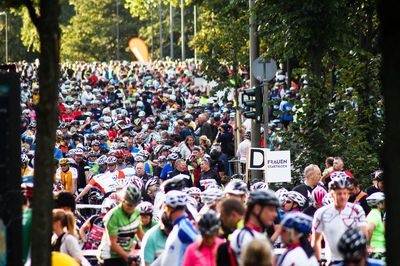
[52,208,84,264]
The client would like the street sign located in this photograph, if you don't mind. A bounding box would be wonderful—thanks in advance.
[252,57,277,82]
[246,148,291,183]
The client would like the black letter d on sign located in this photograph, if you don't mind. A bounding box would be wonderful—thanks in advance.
[250,149,264,169]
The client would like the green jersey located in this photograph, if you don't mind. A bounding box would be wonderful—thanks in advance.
[99,205,141,259]
[366,208,385,249]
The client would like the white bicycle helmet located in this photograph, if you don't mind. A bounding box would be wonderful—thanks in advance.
[21,154,30,164]
[287,191,307,207]
[165,190,188,208]
[224,181,248,196]
[96,155,108,165]
[275,188,288,206]
[106,156,117,165]
[366,192,385,207]
[251,181,268,191]
[201,187,225,203]
[328,172,351,190]
[322,193,334,206]
[187,187,202,195]
[199,179,217,189]
[137,201,153,215]
[128,176,144,191]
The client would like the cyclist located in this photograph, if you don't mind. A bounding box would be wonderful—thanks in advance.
[217,198,245,241]
[159,190,201,266]
[98,185,144,266]
[303,185,327,217]
[366,192,385,259]
[224,181,248,203]
[277,212,318,266]
[228,190,279,264]
[282,191,307,212]
[136,201,157,233]
[337,227,385,266]
[182,210,224,266]
[79,198,119,250]
[312,173,367,265]
[55,158,78,194]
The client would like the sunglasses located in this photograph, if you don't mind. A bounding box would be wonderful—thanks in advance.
[285,200,293,204]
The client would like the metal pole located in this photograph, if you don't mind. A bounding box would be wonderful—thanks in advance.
[159,0,163,59]
[151,5,154,61]
[170,3,173,59]
[286,58,291,88]
[116,0,120,60]
[194,5,197,66]
[263,80,269,148]
[249,0,261,180]
[181,0,185,61]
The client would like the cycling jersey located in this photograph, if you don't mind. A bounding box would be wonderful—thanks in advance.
[277,243,319,266]
[181,237,225,266]
[313,203,367,262]
[140,225,168,264]
[84,215,105,249]
[55,167,78,193]
[366,208,385,249]
[160,215,201,266]
[99,205,141,260]
[122,165,136,180]
[230,223,268,264]
[89,170,124,195]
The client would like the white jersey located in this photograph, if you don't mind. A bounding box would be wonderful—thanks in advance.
[122,166,136,180]
[312,202,366,262]
[160,216,201,266]
[277,245,319,266]
[230,226,268,264]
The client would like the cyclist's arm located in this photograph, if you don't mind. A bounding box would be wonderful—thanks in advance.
[110,235,130,260]
[71,178,77,195]
[136,228,144,242]
[79,219,91,243]
[312,231,323,261]
[367,223,376,245]
[85,170,89,185]
[75,184,93,202]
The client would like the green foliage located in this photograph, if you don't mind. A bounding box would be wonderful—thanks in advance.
[190,0,248,90]
[61,0,140,62]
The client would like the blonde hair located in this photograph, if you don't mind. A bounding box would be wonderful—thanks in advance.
[199,135,211,147]
[240,239,273,266]
[53,208,76,236]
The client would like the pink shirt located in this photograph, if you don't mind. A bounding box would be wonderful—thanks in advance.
[181,237,225,266]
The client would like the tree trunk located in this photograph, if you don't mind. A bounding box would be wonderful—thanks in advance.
[28,0,60,265]
[378,0,399,265]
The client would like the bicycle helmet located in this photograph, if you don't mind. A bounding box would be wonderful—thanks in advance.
[322,193,334,206]
[145,178,160,192]
[161,175,186,193]
[247,189,280,207]
[201,187,225,202]
[21,154,30,164]
[275,188,288,206]
[371,170,383,180]
[137,201,153,215]
[115,178,127,190]
[67,158,77,165]
[114,150,125,158]
[224,181,248,195]
[328,173,350,190]
[165,190,188,208]
[337,227,367,258]
[106,156,117,165]
[210,149,220,160]
[134,155,145,162]
[123,185,141,206]
[197,210,221,235]
[280,212,313,234]
[157,156,167,163]
[187,187,201,195]
[88,150,97,157]
[167,152,179,161]
[311,186,327,206]
[96,155,108,166]
[102,198,119,213]
[59,158,69,165]
[129,176,144,191]
[125,155,134,165]
[88,187,104,205]
[138,150,150,160]
[366,192,385,207]
[287,191,307,207]
[251,181,268,191]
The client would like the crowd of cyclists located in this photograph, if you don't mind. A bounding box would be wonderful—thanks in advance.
[17,59,386,266]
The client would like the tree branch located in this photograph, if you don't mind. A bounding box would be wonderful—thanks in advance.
[25,0,40,29]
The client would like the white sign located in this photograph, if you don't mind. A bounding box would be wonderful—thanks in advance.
[252,57,277,82]
[247,148,291,183]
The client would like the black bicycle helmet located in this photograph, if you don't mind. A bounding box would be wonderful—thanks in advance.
[125,155,134,165]
[247,189,280,207]
[162,175,186,193]
[337,227,367,258]
[197,210,221,235]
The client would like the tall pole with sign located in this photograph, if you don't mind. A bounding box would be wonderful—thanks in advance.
[249,0,261,180]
